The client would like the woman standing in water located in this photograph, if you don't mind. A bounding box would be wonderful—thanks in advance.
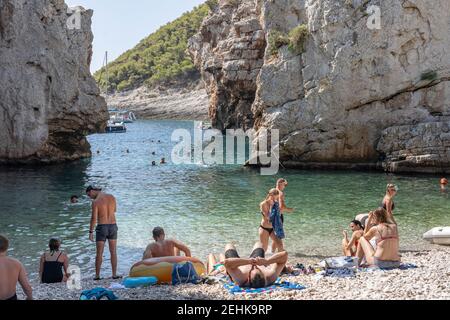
[381,184,398,224]
[259,189,284,253]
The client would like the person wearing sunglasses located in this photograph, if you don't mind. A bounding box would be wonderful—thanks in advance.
[342,220,364,257]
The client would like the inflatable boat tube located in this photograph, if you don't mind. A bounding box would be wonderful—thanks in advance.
[129,256,206,284]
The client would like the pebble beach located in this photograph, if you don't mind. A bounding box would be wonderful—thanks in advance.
[18,247,450,301]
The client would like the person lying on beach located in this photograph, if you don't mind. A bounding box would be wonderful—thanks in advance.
[259,189,284,253]
[356,208,401,269]
[223,242,288,288]
[86,186,120,280]
[0,235,33,300]
[142,227,191,260]
[39,238,69,284]
[342,220,364,257]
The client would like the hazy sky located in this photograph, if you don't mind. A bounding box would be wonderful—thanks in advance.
[65,0,206,73]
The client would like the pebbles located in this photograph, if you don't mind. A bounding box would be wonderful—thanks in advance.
[17,247,450,300]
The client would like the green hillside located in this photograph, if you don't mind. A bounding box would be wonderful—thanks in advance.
[94,4,210,92]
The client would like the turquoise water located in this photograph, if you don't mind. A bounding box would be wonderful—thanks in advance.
[0,120,449,279]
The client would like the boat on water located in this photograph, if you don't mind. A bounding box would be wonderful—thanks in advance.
[423,227,450,245]
[106,120,127,133]
[109,109,137,124]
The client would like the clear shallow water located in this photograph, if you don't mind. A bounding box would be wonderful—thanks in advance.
[1,120,449,279]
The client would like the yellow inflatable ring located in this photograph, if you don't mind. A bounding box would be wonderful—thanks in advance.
[129,256,206,284]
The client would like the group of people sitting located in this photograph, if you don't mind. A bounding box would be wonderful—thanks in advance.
[341,184,401,268]
[0,182,404,300]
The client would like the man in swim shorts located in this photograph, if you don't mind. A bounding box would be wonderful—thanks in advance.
[142,227,191,260]
[0,235,33,300]
[86,186,120,280]
[223,242,288,288]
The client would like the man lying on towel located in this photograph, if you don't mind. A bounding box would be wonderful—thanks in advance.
[223,242,288,288]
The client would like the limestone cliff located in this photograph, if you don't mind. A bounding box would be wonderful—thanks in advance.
[0,0,108,164]
[189,0,450,173]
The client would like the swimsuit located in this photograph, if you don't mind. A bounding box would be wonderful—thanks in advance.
[96,224,118,242]
[5,294,17,301]
[42,252,64,284]
[260,212,274,235]
[381,200,395,211]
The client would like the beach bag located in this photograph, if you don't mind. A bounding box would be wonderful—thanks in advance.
[172,262,201,285]
[80,287,118,300]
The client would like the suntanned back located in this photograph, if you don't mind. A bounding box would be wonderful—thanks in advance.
[151,240,176,257]
[0,257,20,299]
[94,193,117,225]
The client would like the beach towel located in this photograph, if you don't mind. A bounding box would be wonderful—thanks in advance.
[172,261,201,285]
[80,287,119,300]
[319,256,358,269]
[270,201,285,239]
[224,279,306,295]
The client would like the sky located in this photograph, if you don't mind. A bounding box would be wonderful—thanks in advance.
[65,0,206,73]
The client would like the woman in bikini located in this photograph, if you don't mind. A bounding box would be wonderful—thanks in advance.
[342,220,364,257]
[259,189,284,253]
[356,208,401,269]
[382,184,398,224]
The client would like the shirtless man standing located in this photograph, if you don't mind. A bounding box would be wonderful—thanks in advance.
[142,227,191,260]
[86,186,120,280]
[0,235,33,300]
[223,242,288,288]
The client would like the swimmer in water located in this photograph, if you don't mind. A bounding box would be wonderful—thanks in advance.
[440,178,448,192]
[70,195,79,204]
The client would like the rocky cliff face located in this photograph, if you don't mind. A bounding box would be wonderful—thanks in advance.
[0,0,108,164]
[189,0,450,173]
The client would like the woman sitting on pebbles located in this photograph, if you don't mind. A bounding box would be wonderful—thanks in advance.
[39,238,69,284]
[356,208,401,269]
[342,220,364,257]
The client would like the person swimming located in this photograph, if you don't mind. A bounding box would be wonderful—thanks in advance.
[342,220,364,257]
[259,189,283,253]
[70,195,79,204]
[356,208,400,269]
[39,238,69,284]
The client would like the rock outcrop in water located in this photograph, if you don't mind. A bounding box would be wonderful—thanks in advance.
[0,0,108,164]
[189,0,450,173]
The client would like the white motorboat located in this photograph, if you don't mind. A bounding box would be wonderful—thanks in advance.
[423,227,450,245]
[105,120,126,133]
